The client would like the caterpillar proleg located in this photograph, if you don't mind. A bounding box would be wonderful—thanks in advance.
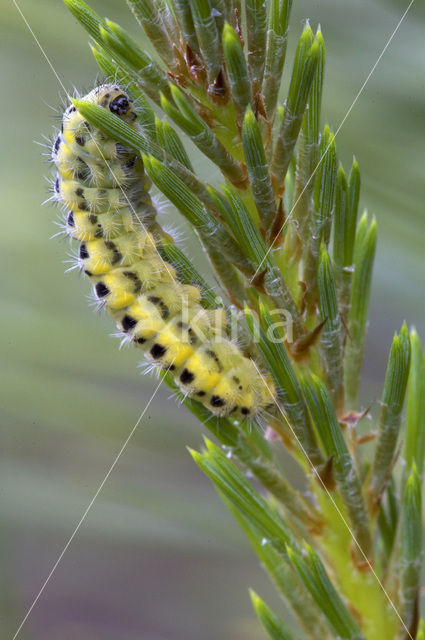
[51,84,275,419]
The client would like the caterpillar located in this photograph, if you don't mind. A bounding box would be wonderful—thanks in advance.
[51,84,275,419]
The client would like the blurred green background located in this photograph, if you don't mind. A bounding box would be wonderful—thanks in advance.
[1,0,424,637]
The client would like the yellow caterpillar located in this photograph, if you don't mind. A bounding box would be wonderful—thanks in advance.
[52,84,275,419]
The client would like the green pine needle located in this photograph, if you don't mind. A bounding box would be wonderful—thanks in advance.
[250,590,297,640]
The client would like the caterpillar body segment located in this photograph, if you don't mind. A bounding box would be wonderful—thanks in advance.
[52,84,276,419]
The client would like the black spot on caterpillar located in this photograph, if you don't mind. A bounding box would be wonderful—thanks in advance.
[150,343,167,359]
[95,282,110,298]
[51,84,275,418]
[180,368,195,384]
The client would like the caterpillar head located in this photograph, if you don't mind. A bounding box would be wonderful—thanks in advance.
[54,85,137,163]
[61,85,137,128]
[89,84,137,124]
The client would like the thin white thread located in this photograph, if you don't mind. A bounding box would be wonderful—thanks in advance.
[11,370,171,640]
[252,0,415,280]
[12,1,70,97]
[252,361,414,640]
